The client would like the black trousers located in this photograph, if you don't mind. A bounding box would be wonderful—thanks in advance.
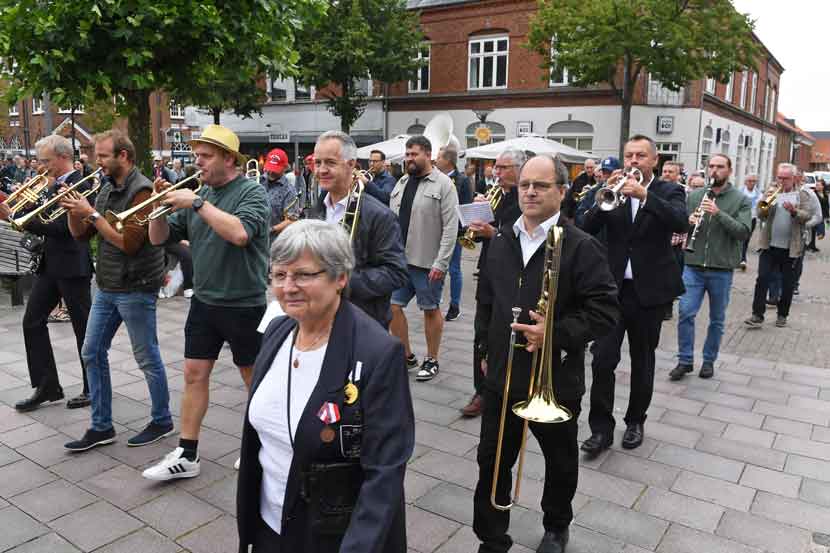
[741,218,757,262]
[472,345,484,395]
[752,247,797,318]
[22,273,91,393]
[473,389,581,553]
[589,280,664,434]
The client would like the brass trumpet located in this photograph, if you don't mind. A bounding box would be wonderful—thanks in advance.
[490,225,571,511]
[597,167,644,211]
[12,168,103,230]
[283,192,300,222]
[245,159,260,181]
[105,171,202,232]
[459,181,503,250]
[757,185,780,218]
[2,171,49,216]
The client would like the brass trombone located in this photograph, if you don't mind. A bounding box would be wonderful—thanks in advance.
[12,168,103,230]
[491,225,572,511]
[597,167,643,211]
[245,159,260,181]
[341,170,370,243]
[105,170,202,232]
[459,181,503,250]
[283,192,300,222]
[2,171,49,216]
[757,185,780,218]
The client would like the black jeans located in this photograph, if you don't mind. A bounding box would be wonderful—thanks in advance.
[589,280,664,434]
[164,242,193,289]
[23,273,91,393]
[752,247,797,318]
[473,390,581,553]
[741,218,757,262]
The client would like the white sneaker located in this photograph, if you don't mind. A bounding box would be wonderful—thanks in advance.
[183,289,194,299]
[142,447,200,481]
[234,457,240,470]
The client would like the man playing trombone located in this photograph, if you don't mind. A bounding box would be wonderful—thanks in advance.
[474,154,618,553]
[144,124,270,480]
[0,135,93,412]
[60,130,173,451]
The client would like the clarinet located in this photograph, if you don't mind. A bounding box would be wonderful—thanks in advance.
[685,180,714,253]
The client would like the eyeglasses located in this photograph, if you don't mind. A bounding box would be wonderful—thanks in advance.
[494,164,516,171]
[518,180,557,191]
[272,270,327,287]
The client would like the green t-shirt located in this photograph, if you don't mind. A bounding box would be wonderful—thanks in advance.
[167,174,270,307]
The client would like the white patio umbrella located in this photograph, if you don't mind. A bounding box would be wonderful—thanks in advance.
[462,134,592,165]
[356,135,410,163]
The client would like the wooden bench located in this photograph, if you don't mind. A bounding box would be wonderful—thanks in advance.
[0,221,33,306]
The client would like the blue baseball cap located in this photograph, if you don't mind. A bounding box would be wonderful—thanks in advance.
[600,157,621,172]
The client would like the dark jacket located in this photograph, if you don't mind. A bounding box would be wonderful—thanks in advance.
[582,176,687,307]
[562,171,595,219]
[684,183,751,270]
[93,168,165,293]
[237,301,414,553]
[450,169,473,234]
[476,220,619,401]
[364,170,397,206]
[24,170,93,279]
[312,191,408,327]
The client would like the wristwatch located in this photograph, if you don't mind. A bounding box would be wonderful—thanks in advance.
[86,211,101,224]
[192,197,204,212]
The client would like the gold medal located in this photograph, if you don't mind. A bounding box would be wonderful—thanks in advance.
[320,426,336,443]
[344,382,359,405]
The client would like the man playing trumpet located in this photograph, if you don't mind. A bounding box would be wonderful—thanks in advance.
[144,124,270,480]
[474,154,618,553]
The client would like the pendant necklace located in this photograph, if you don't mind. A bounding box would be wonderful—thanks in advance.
[291,327,330,368]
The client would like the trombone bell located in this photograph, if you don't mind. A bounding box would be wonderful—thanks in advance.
[512,394,572,424]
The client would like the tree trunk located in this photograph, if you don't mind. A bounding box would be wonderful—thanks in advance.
[340,80,351,134]
[619,98,632,160]
[125,89,153,176]
[212,107,221,125]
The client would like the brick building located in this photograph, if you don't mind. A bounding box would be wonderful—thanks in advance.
[774,114,814,175]
[1,92,196,162]
[187,0,784,184]
[809,131,830,172]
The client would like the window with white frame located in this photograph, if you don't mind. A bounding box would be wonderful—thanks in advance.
[721,129,730,154]
[549,39,571,86]
[8,103,17,116]
[268,75,289,101]
[647,74,683,105]
[701,125,713,170]
[739,70,748,110]
[409,44,430,93]
[768,87,777,122]
[32,97,43,114]
[468,35,508,90]
[546,120,594,152]
[705,78,716,94]
[9,119,19,127]
[295,81,312,101]
[58,105,85,113]
[354,77,374,97]
[170,102,185,119]
[764,84,771,121]
[750,72,758,115]
[724,73,734,103]
[465,121,506,148]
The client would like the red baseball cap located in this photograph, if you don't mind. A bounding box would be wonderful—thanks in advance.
[304,154,314,163]
[263,148,288,172]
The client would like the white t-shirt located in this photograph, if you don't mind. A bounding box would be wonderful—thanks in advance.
[249,335,328,534]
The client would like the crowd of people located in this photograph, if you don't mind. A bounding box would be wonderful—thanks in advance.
[3,122,829,553]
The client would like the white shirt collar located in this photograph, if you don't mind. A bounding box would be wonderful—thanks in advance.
[513,211,561,240]
[324,192,349,211]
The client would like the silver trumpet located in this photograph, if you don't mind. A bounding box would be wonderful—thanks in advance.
[597,167,644,211]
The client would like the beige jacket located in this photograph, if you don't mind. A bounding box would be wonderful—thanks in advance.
[757,188,814,258]
[390,167,459,272]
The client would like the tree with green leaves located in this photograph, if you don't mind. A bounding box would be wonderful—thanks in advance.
[297,0,425,133]
[0,1,324,172]
[527,0,761,153]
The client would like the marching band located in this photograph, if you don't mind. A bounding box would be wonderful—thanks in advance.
[2,119,823,553]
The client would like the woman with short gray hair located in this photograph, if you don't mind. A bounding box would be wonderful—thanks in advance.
[238,219,414,552]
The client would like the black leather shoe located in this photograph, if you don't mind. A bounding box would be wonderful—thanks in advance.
[669,363,693,381]
[699,362,714,379]
[66,393,91,409]
[537,527,569,553]
[580,432,612,457]
[622,423,644,450]
[14,385,64,412]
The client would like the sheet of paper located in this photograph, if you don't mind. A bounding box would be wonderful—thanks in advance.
[777,191,799,207]
[456,202,495,227]
[257,300,286,333]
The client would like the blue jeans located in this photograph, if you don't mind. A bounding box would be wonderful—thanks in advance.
[82,290,171,432]
[677,266,734,366]
[449,242,463,307]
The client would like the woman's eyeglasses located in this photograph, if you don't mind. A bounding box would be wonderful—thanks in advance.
[272,270,326,287]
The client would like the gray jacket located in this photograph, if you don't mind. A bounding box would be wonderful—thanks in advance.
[389,167,458,273]
[757,188,815,258]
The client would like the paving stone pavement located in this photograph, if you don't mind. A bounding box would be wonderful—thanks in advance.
[0,240,829,552]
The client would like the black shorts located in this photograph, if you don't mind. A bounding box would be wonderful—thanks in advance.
[184,297,267,367]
